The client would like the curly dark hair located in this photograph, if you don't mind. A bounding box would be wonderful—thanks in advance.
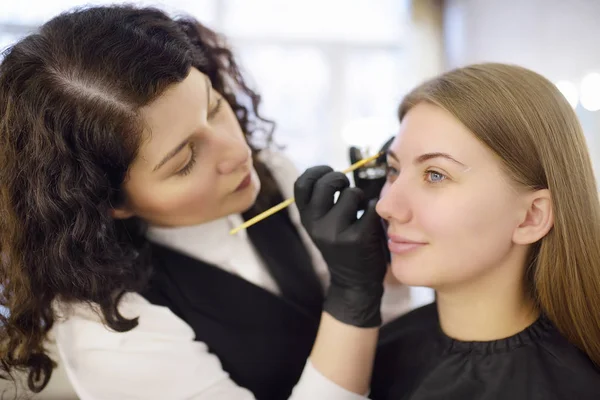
[0,5,277,393]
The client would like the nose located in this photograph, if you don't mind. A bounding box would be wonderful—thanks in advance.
[215,132,251,175]
[376,178,412,224]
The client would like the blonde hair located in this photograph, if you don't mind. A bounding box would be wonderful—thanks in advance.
[399,63,600,365]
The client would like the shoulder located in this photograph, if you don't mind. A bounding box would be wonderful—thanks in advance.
[54,292,194,343]
[484,334,600,400]
[53,294,236,399]
[371,303,440,399]
[373,303,439,371]
[531,325,600,397]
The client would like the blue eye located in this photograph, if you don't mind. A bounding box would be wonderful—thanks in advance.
[425,170,447,183]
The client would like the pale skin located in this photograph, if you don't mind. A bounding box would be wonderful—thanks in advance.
[111,67,261,226]
[312,102,554,395]
[377,102,553,342]
[108,67,378,395]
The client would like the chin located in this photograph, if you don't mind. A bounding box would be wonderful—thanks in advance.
[240,189,259,212]
[389,258,436,288]
[236,174,261,212]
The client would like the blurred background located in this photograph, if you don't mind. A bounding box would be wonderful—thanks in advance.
[3,0,597,183]
[0,1,598,397]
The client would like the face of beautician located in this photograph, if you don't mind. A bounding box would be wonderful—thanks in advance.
[111,67,261,226]
[376,102,553,289]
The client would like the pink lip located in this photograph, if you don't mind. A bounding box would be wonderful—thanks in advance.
[235,173,252,191]
[387,234,427,254]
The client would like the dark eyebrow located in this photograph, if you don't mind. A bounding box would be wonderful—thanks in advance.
[386,150,465,167]
[153,136,192,172]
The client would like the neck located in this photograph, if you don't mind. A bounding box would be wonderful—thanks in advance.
[436,248,539,342]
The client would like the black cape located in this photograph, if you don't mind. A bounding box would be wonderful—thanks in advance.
[371,303,600,400]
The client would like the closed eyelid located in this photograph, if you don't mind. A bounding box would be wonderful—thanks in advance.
[153,137,192,172]
[175,143,197,176]
[208,97,222,119]
[171,145,192,169]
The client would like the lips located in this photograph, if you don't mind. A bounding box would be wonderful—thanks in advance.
[387,233,427,254]
[235,173,252,191]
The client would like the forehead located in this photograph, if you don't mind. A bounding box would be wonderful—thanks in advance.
[135,69,208,164]
[391,102,494,165]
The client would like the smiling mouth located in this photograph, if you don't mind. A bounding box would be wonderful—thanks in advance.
[386,233,427,255]
[387,240,426,254]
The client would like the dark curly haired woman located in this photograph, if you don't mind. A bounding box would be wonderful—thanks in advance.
[0,5,410,399]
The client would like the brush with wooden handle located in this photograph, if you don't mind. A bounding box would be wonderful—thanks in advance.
[229,152,383,235]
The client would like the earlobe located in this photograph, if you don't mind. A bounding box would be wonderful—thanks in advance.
[513,189,554,245]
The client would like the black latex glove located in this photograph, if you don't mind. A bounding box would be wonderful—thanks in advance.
[294,166,388,327]
[350,136,395,201]
[350,136,395,264]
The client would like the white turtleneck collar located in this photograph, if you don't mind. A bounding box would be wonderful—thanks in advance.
[146,213,281,295]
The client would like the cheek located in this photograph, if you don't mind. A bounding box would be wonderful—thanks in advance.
[392,187,519,286]
[437,198,513,248]
[446,197,516,268]
[421,191,506,235]
[162,179,215,211]
[219,104,247,142]
[125,173,218,224]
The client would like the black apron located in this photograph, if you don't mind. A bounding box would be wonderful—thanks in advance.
[141,194,325,400]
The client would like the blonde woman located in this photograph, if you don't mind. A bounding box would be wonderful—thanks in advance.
[294,63,600,399]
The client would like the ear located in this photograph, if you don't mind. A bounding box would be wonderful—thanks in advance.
[512,189,554,245]
[110,205,135,220]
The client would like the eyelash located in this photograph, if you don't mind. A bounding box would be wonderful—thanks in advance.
[207,97,223,120]
[174,97,221,177]
[176,142,197,176]
[385,165,399,181]
[424,170,447,184]
[385,165,448,184]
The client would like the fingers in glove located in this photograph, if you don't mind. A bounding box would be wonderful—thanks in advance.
[356,199,385,238]
[328,187,366,231]
[294,165,334,211]
[309,171,350,218]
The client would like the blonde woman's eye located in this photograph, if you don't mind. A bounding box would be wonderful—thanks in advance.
[425,170,447,183]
